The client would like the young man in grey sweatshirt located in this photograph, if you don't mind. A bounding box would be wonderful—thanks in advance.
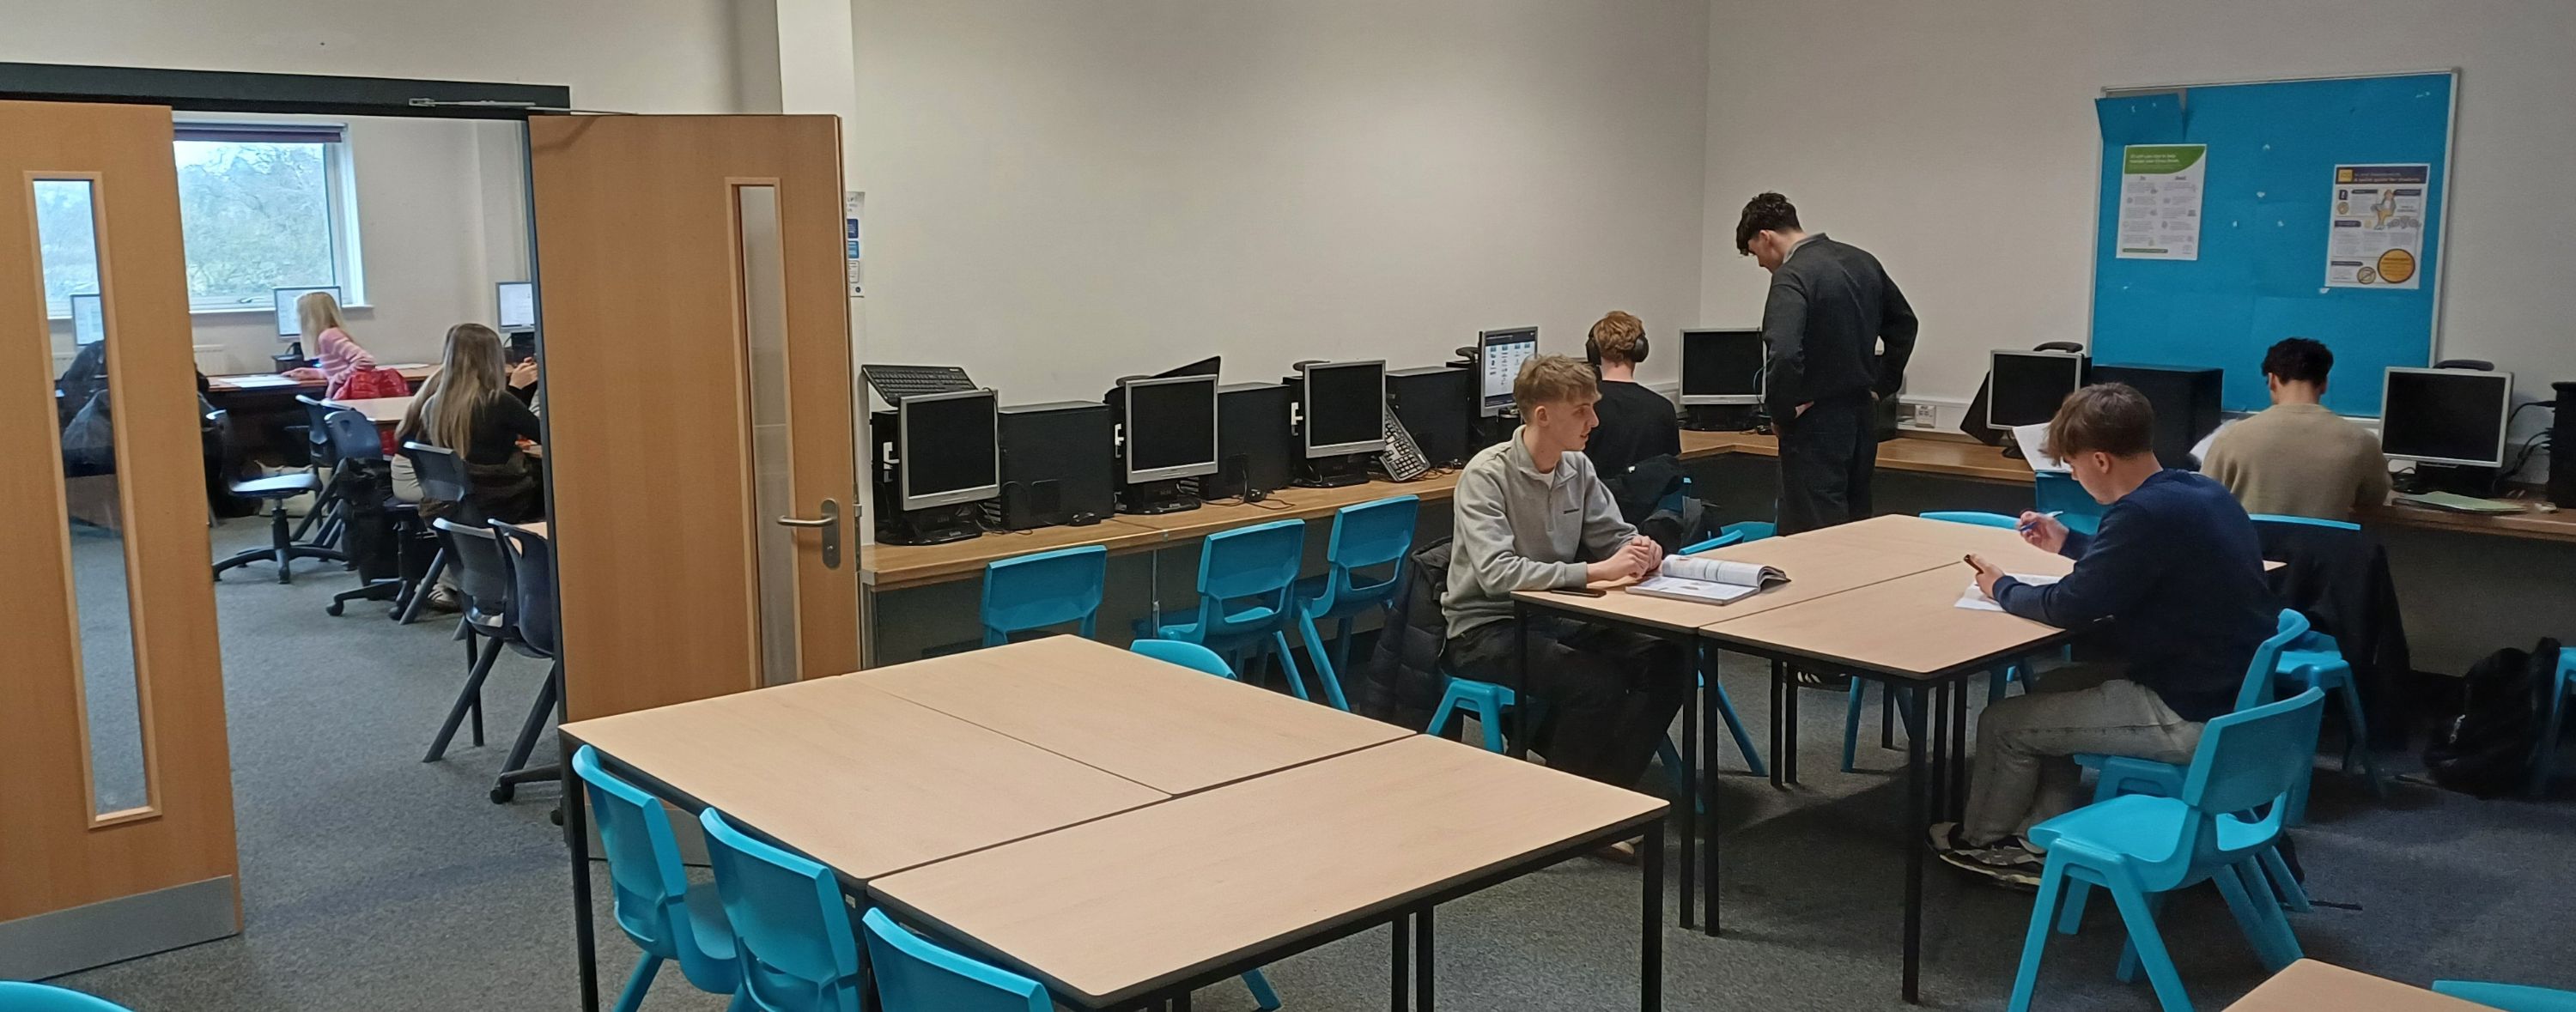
[1443,355,1687,791]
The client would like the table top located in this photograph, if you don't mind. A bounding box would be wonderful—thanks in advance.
[1698,564,2070,679]
[2227,960,2487,1011]
[868,735,1665,1006]
[2358,498,2576,543]
[1717,431,2038,484]
[854,637,1411,794]
[206,362,434,392]
[1112,476,1459,540]
[560,677,1166,880]
[1512,535,1962,633]
[1793,513,2080,578]
[325,395,413,424]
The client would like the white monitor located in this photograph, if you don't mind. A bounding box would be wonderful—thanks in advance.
[496,282,537,331]
[2381,367,2514,468]
[897,388,1001,510]
[69,294,104,345]
[1477,327,1538,417]
[273,286,340,339]
[1297,360,1388,458]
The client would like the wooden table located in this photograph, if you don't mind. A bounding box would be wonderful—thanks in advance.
[204,362,435,393]
[854,636,1409,794]
[1716,430,2039,484]
[868,735,1669,1010]
[325,395,412,426]
[2227,960,2489,1011]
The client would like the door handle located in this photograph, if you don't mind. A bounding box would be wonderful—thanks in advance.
[775,499,841,570]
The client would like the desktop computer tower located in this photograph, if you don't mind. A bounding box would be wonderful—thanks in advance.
[1210,382,1293,501]
[2089,363,2222,469]
[1387,365,1471,468]
[993,400,1115,530]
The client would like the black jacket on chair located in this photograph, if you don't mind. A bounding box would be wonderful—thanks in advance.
[1355,537,1455,733]
[2257,519,2414,748]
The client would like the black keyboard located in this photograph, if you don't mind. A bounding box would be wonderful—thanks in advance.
[862,364,976,403]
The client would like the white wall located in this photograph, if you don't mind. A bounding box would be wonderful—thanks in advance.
[851,0,1711,403]
[1702,0,2576,431]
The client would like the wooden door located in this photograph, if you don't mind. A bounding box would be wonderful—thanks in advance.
[531,115,862,721]
[0,100,240,976]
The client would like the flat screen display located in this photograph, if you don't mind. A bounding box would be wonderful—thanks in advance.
[902,391,999,506]
[1989,351,2087,428]
[1303,361,1386,454]
[1680,329,1763,403]
[273,286,340,338]
[1126,375,1218,479]
[1479,329,1537,415]
[2381,368,2512,466]
[497,282,537,330]
[69,294,104,345]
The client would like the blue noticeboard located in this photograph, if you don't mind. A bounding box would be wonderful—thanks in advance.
[2090,72,2453,415]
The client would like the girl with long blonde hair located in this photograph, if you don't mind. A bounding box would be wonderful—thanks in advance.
[301,290,407,400]
[397,324,543,524]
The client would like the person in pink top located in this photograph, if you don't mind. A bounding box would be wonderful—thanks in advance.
[298,290,408,400]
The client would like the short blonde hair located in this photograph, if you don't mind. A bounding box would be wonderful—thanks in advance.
[1587,311,1646,365]
[1514,354,1599,412]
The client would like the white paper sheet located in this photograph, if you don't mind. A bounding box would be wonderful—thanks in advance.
[1956,573,2063,612]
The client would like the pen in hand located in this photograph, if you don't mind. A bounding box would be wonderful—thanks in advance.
[2017,510,2063,532]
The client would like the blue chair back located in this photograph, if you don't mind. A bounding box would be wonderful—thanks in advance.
[1312,496,1418,613]
[1655,474,1695,517]
[2233,609,2312,712]
[491,521,558,657]
[2183,688,2328,826]
[322,408,385,464]
[700,809,866,1012]
[569,747,730,982]
[2250,513,2362,532]
[0,983,132,1011]
[1679,530,1744,555]
[980,545,1108,646]
[1921,511,2020,529]
[1188,518,1306,640]
[862,908,1051,1012]
[2032,471,2104,533]
[1722,521,1775,542]
[2432,981,2576,1012]
[1129,639,1236,678]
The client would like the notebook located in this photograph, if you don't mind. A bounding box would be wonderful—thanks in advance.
[1625,555,1790,605]
[2395,491,2525,515]
[1956,573,2061,612]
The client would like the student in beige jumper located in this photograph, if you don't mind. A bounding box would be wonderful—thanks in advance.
[2202,337,2392,521]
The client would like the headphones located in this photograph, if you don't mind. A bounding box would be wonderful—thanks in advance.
[1583,330,1648,368]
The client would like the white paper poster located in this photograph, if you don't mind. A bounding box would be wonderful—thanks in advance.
[2114,144,2206,260]
[2324,164,2428,288]
[844,191,865,298]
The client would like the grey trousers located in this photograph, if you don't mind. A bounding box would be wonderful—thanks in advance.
[1962,664,2204,846]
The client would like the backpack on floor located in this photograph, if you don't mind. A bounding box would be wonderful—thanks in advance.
[2423,638,2555,798]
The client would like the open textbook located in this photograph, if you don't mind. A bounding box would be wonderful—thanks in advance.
[1625,555,1790,605]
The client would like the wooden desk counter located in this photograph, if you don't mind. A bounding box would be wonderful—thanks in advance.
[869,735,1664,1008]
[1700,565,2069,680]
[1796,513,2077,578]
[561,677,1166,880]
[2359,499,2576,543]
[1113,475,1459,541]
[856,636,1407,794]
[2227,960,2488,1011]
[861,518,1166,591]
[1719,431,2037,484]
[206,362,434,393]
[325,395,413,425]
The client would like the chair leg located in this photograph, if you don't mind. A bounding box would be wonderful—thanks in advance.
[1268,632,1311,702]
[497,663,563,783]
[2243,859,2306,965]
[2057,877,2092,936]
[613,953,664,1012]
[1334,616,1355,682]
[1297,613,1349,712]
[1841,681,1868,773]
[2213,859,2293,972]
[270,501,296,584]
[1990,664,2010,703]
[1470,698,1506,753]
[1425,687,1463,741]
[425,635,505,762]
[2008,860,2070,1012]
[1710,675,1767,777]
[2257,846,2312,913]
[2530,672,2569,798]
[2108,887,2190,1011]
[2334,684,2387,799]
[396,548,447,624]
[1240,969,1281,1012]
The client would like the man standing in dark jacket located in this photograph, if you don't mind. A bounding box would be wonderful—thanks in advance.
[1735,192,1918,532]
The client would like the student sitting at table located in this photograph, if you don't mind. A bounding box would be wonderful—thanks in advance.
[396,323,544,526]
[1443,355,1687,824]
[2201,336,2391,522]
[1944,383,2275,887]
[298,290,410,401]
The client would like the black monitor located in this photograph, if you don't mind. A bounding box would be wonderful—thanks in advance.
[1475,327,1538,417]
[1121,374,1220,482]
[1680,329,1763,405]
[1987,350,2088,429]
[897,389,999,511]
[2382,367,2512,467]
[1297,361,1387,458]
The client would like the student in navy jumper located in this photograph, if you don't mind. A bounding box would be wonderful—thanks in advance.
[1935,383,2275,887]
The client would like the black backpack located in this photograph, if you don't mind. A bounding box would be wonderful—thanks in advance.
[2423,638,2555,798]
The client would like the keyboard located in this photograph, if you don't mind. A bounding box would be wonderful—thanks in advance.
[862,364,976,403]
[1377,400,1431,482]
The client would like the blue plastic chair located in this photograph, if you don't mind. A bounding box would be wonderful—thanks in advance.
[1678,529,1745,555]
[2533,648,2576,799]
[2033,470,2103,536]
[1129,638,1238,678]
[2007,688,2329,1012]
[1291,496,1419,712]
[1722,520,1776,542]
[1425,673,1751,805]
[1920,510,2020,529]
[568,747,744,1012]
[700,809,866,1012]
[2434,980,2576,1012]
[863,908,1051,1012]
[0,983,132,1011]
[1137,518,1314,701]
[980,544,1108,647]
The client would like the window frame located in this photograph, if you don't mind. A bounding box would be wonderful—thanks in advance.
[165,118,367,318]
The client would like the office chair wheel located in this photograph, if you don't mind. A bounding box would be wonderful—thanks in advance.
[548,805,563,827]
[490,784,515,804]
[326,601,345,616]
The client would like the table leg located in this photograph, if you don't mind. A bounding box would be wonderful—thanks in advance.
[1929,681,1949,816]
[1882,684,1897,748]
[1174,995,1191,1012]
[1391,912,1410,1012]
[1678,640,1698,930]
[1949,677,1971,822]
[1768,660,1784,790]
[562,736,598,1012]
[1783,666,1801,785]
[1510,605,1530,761]
[1416,905,1436,1011]
[1642,815,1665,1012]
[1702,646,1721,937]
[1903,687,1927,1004]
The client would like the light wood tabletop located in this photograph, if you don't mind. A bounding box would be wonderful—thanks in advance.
[560,677,1166,880]
[1697,565,2069,679]
[325,395,413,425]
[1794,513,2080,578]
[2227,960,2488,1011]
[855,637,1411,794]
[1719,431,2038,484]
[1512,535,1962,633]
[2359,497,2576,543]
[868,735,1664,1007]
[518,520,549,538]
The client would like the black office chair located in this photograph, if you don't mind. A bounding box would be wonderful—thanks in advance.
[290,395,344,548]
[422,517,516,765]
[394,442,474,624]
[489,520,561,803]
[319,410,407,616]
[210,410,348,584]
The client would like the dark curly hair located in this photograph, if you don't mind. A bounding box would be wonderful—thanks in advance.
[2261,337,2334,386]
[1735,191,1801,254]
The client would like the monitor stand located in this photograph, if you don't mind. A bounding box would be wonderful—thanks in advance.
[1470,414,1516,453]
[1681,404,1762,433]
[1117,477,1202,515]
[877,502,982,546]
[2402,462,2499,497]
[1294,453,1370,488]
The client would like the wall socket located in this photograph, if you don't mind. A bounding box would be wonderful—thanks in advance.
[1907,402,1938,427]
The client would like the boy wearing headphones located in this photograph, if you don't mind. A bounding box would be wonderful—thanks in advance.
[1583,310,1682,482]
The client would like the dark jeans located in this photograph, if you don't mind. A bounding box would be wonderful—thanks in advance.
[1776,392,1878,534]
[1447,617,1687,789]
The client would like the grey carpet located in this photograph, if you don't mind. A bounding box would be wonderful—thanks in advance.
[47,519,2576,1009]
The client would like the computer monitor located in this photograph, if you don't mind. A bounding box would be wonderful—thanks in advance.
[68,294,104,345]
[897,388,1000,511]
[1987,349,2088,429]
[1476,327,1538,417]
[1297,360,1388,458]
[272,286,340,339]
[1680,329,1763,405]
[2381,367,2513,467]
[496,282,536,331]
[1121,374,1220,482]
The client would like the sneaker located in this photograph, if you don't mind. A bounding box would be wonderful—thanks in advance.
[1929,822,2044,888]
[421,585,464,615]
[1792,665,1852,691]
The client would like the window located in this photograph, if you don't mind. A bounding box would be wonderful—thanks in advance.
[172,122,361,313]
[34,180,100,316]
